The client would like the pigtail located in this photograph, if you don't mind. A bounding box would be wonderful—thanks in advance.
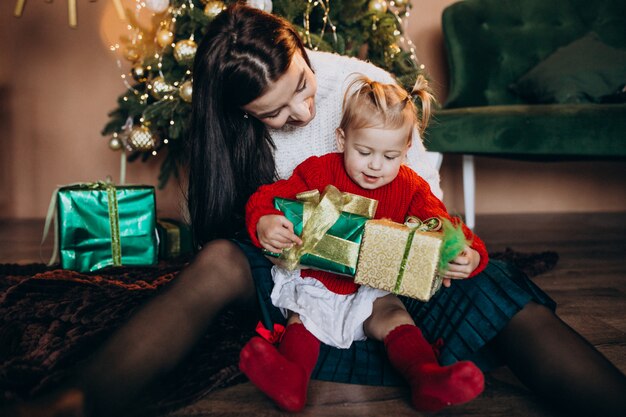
[410,74,435,135]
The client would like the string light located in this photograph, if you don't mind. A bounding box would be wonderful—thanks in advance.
[303,0,337,50]
[106,0,426,158]
[106,0,199,155]
[387,1,426,73]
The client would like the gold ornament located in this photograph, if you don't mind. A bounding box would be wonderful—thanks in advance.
[393,0,409,14]
[124,46,141,62]
[156,28,174,49]
[128,125,157,152]
[149,76,175,99]
[131,65,148,83]
[389,43,401,56]
[173,39,198,65]
[204,0,226,18]
[368,0,388,14]
[108,136,123,151]
[179,80,193,103]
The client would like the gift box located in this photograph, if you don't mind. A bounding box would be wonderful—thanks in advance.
[354,219,444,301]
[266,185,378,275]
[156,218,193,260]
[56,182,158,272]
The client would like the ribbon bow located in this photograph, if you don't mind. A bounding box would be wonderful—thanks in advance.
[280,185,377,271]
[255,321,286,345]
[392,216,443,294]
[405,216,442,232]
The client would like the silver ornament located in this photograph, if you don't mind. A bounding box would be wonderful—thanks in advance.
[246,0,273,13]
[145,0,170,13]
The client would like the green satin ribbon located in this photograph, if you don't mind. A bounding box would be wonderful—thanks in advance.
[393,216,443,294]
[279,185,377,272]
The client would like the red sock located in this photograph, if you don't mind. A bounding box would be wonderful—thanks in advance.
[239,323,320,412]
[385,324,484,411]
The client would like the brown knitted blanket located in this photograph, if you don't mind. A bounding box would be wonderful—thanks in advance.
[0,249,557,415]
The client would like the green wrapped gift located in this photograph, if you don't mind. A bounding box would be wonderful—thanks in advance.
[266,185,378,276]
[156,218,193,260]
[56,182,158,272]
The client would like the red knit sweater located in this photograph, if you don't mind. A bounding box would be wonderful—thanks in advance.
[246,153,488,295]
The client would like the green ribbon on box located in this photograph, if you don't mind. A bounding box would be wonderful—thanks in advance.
[272,185,378,275]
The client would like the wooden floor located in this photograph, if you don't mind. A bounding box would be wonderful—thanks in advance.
[1,212,625,417]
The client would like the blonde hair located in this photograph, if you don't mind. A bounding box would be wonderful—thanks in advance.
[339,74,434,136]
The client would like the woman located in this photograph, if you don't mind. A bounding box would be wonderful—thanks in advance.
[16,3,626,417]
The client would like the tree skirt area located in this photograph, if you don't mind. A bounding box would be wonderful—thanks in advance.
[0,249,558,416]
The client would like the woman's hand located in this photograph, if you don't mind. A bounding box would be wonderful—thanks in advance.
[441,245,480,288]
[257,215,303,253]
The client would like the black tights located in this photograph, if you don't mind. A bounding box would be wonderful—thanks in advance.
[490,302,626,417]
[76,240,256,416]
[20,244,626,417]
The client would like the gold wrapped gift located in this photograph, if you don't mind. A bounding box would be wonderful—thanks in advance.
[354,219,443,301]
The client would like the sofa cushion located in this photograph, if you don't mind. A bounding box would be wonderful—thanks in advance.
[425,104,626,157]
[442,0,626,108]
[510,33,626,104]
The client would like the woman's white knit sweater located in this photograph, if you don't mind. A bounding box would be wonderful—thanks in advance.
[269,49,442,198]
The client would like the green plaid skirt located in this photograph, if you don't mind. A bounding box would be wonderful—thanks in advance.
[232,239,556,386]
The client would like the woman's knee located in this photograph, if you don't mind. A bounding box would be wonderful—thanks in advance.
[513,301,556,328]
[182,240,254,301]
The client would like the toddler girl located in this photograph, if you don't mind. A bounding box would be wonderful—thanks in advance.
[241,74,488,412]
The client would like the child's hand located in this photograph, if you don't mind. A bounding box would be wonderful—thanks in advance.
[257,215,303,254]
[441,245,480,288]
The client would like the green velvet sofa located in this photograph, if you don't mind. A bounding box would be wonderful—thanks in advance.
[426,0,626,228]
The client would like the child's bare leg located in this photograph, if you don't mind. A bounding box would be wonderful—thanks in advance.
[363,294,415,341]
[239,312,320,412]
[365,294,484,411]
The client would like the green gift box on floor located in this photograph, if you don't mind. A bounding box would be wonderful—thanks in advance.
[266,185,378,276]
[56,183,158,272]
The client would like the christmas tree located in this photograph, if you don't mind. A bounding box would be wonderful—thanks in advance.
[102,0,425,187]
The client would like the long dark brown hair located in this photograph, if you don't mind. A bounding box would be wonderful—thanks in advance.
[188,2,309,246]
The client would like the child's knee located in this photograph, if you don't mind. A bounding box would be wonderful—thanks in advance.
[364,295,414,340]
